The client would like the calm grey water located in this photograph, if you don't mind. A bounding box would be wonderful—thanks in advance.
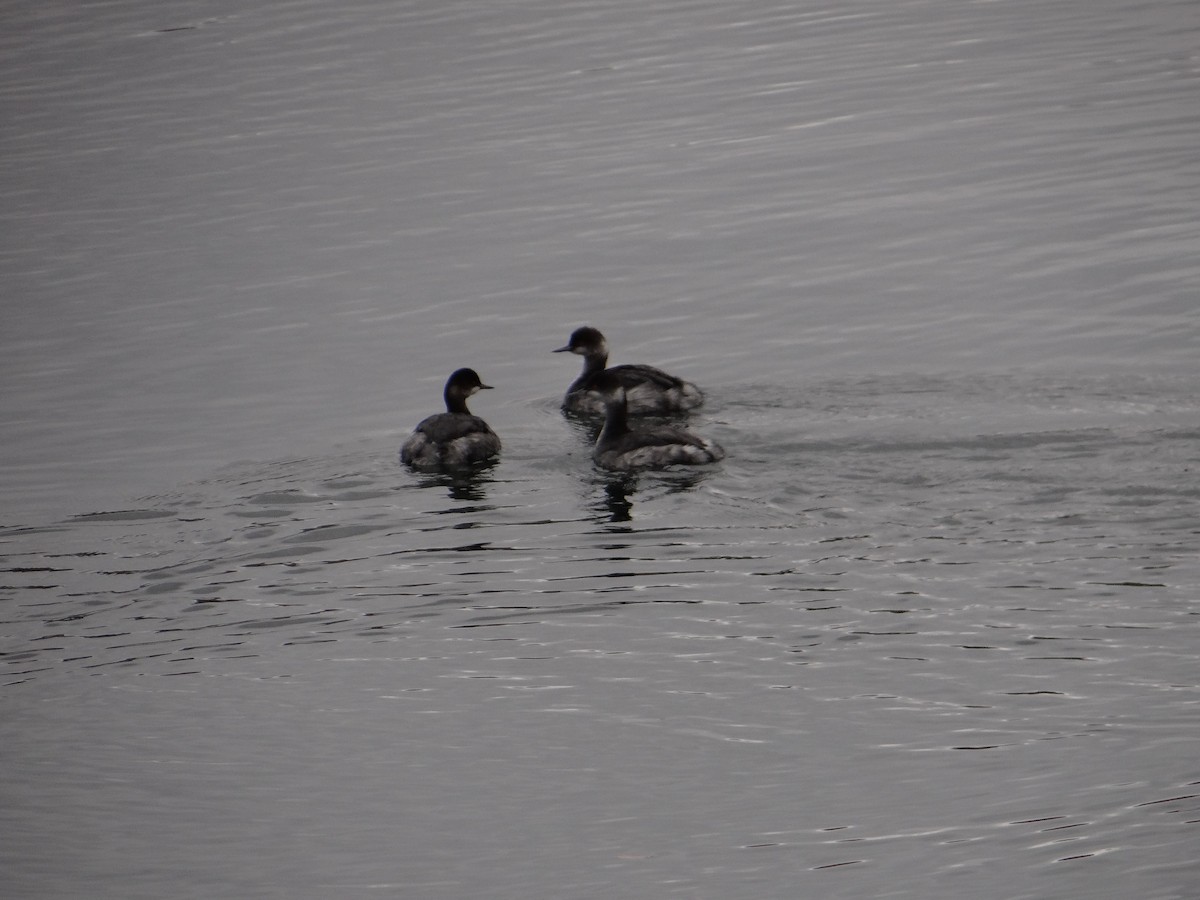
[2,1,1198,898]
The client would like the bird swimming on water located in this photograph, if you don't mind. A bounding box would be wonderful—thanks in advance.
[400,368,501,469]
[589,372,724,471]
[554,325,704,416]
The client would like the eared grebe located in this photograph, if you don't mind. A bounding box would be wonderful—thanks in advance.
[590,373,724,471]
[400,368,501,469]
[554,326,704,416]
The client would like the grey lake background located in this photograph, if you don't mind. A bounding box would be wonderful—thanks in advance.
[2,1,1198,898]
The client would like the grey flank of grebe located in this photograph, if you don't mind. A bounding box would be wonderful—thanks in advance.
[400,368,501,469]
[554,326,704,416]
[590,372,724,471]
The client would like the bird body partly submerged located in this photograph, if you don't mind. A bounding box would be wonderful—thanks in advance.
[590,374,723,471]
[555,326,703,416]
[401,368,500,469]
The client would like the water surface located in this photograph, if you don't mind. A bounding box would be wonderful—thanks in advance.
[2,1,1198,898]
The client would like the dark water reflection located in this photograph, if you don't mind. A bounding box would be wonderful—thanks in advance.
[598,474,637,523]
[408,461,501,504]
[591,469,717,525]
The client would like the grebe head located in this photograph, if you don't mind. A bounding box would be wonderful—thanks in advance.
[553,326,608,358]
[445,367,492,396]
[442,368,493,413]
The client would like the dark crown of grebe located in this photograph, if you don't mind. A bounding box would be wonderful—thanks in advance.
[554,325,609,359]
[442,367,492,412]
